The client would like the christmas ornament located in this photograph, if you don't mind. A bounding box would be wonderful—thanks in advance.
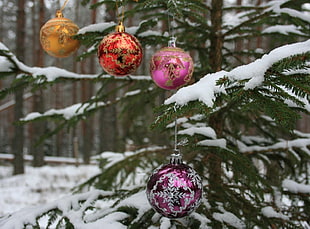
[150,38,194,90]
[146,152,202,218]
[40,10,80,58]
[97,22,143,76]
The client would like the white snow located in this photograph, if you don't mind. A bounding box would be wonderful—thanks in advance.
[0,165,100,216]
[139,30,164,37]
[0,42,14,71]
[78,20,162,38]
[0,42,151,84]
[0,56,13,72]
[0,42,9,51]
[165,39,310,107]
[78,22,116,34]
[198,139,227,148]
[178,126,217,139]
[223,10,255,31]
[22,102,106,121]
[116,191,151,222]
[0,165,148,229]
[282,179,310,194]
[22,86,153,121]
[268,0,310,23]
[227,39,310,89]
[261,206,289,220]
[213,211,245,229]
[0,162,154,229]
[159,217,171,229]
[165,70,227,106]
[237,138,310,154]
[262,25,305,35]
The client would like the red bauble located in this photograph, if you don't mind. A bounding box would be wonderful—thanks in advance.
[97,24,143,77]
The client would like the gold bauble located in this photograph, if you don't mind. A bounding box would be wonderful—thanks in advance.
[40,10,79,58]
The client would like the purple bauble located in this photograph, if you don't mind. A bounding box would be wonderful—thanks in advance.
[150,46,194,90]
[146,156,202,218]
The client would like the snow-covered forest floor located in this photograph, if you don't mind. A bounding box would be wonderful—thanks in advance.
[0,163,100,217]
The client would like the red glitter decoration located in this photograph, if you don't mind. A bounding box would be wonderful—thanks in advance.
[98,31,143,77]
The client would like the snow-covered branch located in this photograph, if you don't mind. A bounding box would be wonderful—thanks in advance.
[165,39,310,107]
[0,42,151,83]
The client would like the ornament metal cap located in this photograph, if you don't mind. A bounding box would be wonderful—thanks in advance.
[115,21,125,32]
[55,10,64,18]
[168,37,177,47]
[170,149,182,164]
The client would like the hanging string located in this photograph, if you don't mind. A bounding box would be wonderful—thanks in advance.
[116,0,125,24]
[60,0,70,11]
[173,104,180,156]
[174,118,179,153]
[170,116,182,164]
[167,8,176,47]
[167,10,172,37]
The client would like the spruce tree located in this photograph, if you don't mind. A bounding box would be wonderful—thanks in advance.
[0,0,309,228]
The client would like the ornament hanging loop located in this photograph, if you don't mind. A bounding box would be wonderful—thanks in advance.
[60,0,70,12]
[170,151,182,164]
[55,10,64,18]
[116,21,125,32]
[115,0,126,32]
[168,36,177,47]
[170,116,182,164]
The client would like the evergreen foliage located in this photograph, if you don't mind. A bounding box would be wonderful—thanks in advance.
[0,0,309,228]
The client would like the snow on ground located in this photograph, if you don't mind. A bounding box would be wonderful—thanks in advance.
[0,164,100,217]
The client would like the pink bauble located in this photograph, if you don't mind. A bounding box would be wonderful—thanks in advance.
[146,159,202,218]
[150,46,194,90]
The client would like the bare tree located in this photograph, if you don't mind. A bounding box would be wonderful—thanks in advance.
[13,0,26,174]
[31,0,46,167]
[98,5,119,153]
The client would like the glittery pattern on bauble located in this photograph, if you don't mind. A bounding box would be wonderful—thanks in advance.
[146,163,202,218]
[40,17,79,58]
[98,32,143,77]
[150,47,194,90]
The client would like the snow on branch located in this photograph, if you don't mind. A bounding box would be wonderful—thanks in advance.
[262,25,306,36]
[282,179,310,194]
[21,88,154,122]
[0,188,154,229]
[165,39,310,106]
[78,19,163,38]
[21,102,106,121]
[0,42,151,83]
[267,0,310,23]
[261,206,289,220]
[0,190,115,229]
[78,22,116,34]
[213,211,246,229]
[237,137,310,158]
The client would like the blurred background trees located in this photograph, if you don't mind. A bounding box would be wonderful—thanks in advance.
[0,0,309,227]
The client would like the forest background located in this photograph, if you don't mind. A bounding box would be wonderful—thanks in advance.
[0,0,309,228]
[0,0,309,171]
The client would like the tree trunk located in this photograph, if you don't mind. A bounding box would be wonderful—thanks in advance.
[31,0,46,167]
[81,79,93,164]
[32,90,45,167]
[234,0,244,65]
[210,0,223,72]
[99,105,118,152]
[208,0,224,200]
[98,5,119,153]
[81,0,97,164]
[0,2,3,42]
[13,0,26,175]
